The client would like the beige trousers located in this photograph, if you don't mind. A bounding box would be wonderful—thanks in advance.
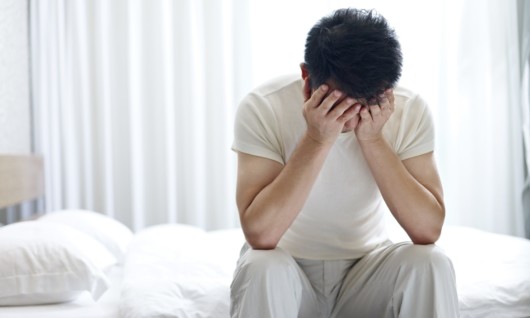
[230,241,459,318]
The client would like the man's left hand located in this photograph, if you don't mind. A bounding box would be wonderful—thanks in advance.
[351,89,394,142]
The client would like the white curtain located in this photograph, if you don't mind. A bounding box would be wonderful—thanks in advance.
[30,0,527,236]
[30,0,252,230]
[520,0,530,238]
[433,0,525,237]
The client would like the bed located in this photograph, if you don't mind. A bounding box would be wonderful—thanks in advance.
[1,154,530,318]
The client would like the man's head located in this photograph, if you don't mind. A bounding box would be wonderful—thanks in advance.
[302,8,402,103]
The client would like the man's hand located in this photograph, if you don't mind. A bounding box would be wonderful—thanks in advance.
[353,89,394,142]
[302,79,361,145]
[353,88,445,244]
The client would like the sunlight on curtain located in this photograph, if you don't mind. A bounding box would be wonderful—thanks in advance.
[520,0,530,238]
[30,0,250,230]
[441,0,524,237]
[30,0,526,236]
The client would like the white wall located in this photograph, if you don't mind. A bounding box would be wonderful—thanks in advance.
[0,0,31,154]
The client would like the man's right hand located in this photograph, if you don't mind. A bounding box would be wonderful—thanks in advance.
[303,79,361,145]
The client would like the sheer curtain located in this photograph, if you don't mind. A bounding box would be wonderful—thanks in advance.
[434,0,525,237]
[30,0,251,230]
[31,0,527,236]
[520,0,530,238]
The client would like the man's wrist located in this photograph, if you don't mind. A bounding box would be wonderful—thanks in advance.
[357,134,385,147]
[303,131,336,149]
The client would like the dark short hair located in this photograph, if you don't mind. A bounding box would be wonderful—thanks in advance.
[304,8,402,102]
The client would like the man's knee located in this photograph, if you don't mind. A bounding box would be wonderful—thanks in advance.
[237,247,297,276]
[391,244,459,317]
[397,244,455,275]
[231,247,305,318]
[394,244,455,282]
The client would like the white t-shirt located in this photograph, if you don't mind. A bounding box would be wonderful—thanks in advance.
[232,75,435,260]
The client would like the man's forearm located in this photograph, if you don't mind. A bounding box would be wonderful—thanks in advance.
[359,137,445,244]
[241,133,332,249]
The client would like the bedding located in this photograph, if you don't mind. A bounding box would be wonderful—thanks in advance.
[0,265,123,318]
[120,224,236,318]
[438,227,530,318]
[0,209,130,317]
[120,223,530,318]
[0,221,115,306]
[1,215,528,317]
[39,209,134,263]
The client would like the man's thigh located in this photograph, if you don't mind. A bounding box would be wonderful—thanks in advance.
[331,242,458,318]
[230,243,322,318]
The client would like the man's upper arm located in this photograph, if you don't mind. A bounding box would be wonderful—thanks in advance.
[236,152,283,216]
[402,151,444,208]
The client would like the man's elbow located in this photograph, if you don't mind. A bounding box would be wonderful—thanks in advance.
[410,225,442,245]
[243,229,280,250]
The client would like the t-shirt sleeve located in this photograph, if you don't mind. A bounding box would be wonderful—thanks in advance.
[395,94,435,160]
[232,93,284,164]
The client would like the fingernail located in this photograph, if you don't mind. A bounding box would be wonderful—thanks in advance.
[321,85,329,92]
[346,98,354,104]
[334,90,342,97]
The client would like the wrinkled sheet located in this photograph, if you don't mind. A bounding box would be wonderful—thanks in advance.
[120,224,530,318]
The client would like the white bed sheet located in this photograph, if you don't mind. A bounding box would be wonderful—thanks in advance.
[0,265,123,318]
[120,225,241,318]
[438,227,530,318]
[4,223,526,318]
[120,224,530,318]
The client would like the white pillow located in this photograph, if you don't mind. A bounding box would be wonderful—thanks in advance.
[0,221,116,306]
[39,209,134,263]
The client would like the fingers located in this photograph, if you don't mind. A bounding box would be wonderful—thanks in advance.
[339,103,362,123]
[307,86,394,122]
[369,104,381,117]
[307,84,347,112]
[318,90,344,112]
[359,106,372,120]
[385,88,395,109]
[356,97,378,121]
[381,89,394,112]
[361,89,395,119]
[306,84,329,108]
[303,77,312,102]
[328,96,356,119]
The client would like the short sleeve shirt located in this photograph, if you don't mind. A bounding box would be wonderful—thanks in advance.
[233,75,435,260]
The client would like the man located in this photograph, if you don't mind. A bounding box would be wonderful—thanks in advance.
[230,8,459,318]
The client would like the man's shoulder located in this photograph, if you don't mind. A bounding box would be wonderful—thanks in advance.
[249,74,302,99]
[237,74,303,122]
[392,85,429,113]
[393,85,420,102]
